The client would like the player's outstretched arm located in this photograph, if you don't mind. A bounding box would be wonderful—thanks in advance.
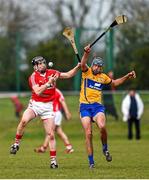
[60,100,72,120]
[60,63,81,79]
[81,44,91,72]
[112,70,136,87]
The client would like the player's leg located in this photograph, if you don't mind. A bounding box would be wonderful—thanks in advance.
[56,126,74,153]
[81,117,94,168]
[43,118,58,168]
[10,108,36,154]
[94,112,112,162]
[55,111,74,153]
[128,118,133,139]
[134,118,141,140]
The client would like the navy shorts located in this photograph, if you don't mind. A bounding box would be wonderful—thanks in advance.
[80,102,105,118]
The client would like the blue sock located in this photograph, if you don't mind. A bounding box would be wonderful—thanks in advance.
[102,144,108,152]
[88,155,94,165]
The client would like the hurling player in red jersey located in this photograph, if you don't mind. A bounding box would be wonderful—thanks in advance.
[10,56,80,169]
[34,88,74,154]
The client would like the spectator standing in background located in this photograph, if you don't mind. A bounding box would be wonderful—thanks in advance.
[121,89,144,140]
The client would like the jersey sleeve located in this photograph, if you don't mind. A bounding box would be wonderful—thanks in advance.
[55,70,61,77]
[103,73,112,85]
[82,68,91,78]
[29,72,37,89]
[48,69,61,77]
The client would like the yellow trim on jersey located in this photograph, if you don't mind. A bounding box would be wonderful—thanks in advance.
[79,68,112,104]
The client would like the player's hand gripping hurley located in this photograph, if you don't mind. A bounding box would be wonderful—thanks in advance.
[63,27,81,62]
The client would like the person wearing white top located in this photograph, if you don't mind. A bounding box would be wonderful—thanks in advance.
[121,89,144,139]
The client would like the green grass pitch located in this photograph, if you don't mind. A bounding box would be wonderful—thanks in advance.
[0,94,149,178]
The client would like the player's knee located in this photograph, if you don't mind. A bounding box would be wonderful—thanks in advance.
[47,133,55,141]
[99,123,106,129]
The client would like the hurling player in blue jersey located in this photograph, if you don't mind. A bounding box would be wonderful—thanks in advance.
[79,44,136,168]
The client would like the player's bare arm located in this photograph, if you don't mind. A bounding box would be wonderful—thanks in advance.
[111,70,136,87]
[60,100,72,120]
[59,63,81,79]
[33,74,59,95]
[81,44,91,72]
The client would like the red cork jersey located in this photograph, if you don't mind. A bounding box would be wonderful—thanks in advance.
[29,69,60,102]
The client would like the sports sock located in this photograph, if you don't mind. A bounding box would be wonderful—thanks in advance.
[65,144,72,150]
[39,145,47,152]
[43,145,47,150]
[15,134,23,144]
[102,144,108,152]
[88,155,94,165]
[50,150,56,158]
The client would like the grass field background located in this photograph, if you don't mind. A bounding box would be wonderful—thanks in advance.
[0,94,149,179]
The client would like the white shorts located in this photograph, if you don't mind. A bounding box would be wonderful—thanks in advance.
[54,111,62,126]
[28,100,55,120]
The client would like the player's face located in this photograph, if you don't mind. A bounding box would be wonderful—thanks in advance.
[129,90,135,96]
[37,60,47,73]
[91,64,103,75]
